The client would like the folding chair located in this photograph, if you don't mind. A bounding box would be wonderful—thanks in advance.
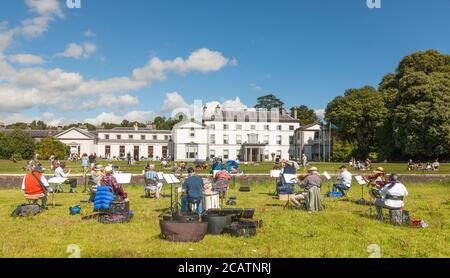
[143,178,159,198]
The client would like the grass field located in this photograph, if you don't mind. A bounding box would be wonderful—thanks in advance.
[0,181,449,258]
[1,160,450,175]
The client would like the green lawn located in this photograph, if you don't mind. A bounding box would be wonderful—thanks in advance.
[1,160,450,175]
[0,181,449,258]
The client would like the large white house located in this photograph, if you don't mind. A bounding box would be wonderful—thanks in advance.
[50,107,331,162]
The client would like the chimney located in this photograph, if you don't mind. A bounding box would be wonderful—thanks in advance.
[294,108,298,120]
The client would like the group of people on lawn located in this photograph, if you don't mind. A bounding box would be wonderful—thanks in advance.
[286,163,408,221]
[22,156,408,224]
[407,159,440,172]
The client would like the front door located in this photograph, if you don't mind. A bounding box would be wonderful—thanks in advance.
[251,148,258,162]
[134,146,139,161]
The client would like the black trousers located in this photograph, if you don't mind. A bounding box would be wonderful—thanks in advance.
[65,179,78,189]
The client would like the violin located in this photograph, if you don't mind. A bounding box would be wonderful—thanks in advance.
[297,174,309,181]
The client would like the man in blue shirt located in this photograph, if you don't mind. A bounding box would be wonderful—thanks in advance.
[182,167,205,214]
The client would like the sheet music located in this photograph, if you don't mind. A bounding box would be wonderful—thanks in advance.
[323,171,331,180]
[354,175,367,185]
[270,170,281,178]
[114,173,132,184]
[48,177,67,184]
[157,172,164,180]
[163,174,180,184]
[283,174,298,183]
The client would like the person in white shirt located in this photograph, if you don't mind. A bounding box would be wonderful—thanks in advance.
[332,165,352,195]
[375,173,408,220]
[54,162,78,193]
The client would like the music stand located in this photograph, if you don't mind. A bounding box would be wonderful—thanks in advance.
[270,170,281,195]
[48,177,67,208]
[322,171,332,194]
[163,174,181,214]
[354,175,370,205]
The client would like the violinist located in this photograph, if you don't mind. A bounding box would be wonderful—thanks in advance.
[366,167,387,188]
[332,165,352,196]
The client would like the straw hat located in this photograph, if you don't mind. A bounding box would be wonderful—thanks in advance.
[373,167,385,174]
[104,165,113,173]
[308,166,318,172]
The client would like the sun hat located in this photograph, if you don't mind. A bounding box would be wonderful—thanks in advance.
[308,166,318,172]
[373,167,385,173]
[94,164,104,171]
[33,164,45,173]
[104,165,113,173]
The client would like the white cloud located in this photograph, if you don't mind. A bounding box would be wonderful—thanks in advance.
[20,0,63,38]
[8,53,45,65]
[314,109,325,119]
[57,42,96,59]
[133,48,233,81]
[84,29,96,38]
[161,92,248,118]
[25,0,64,18]
[84,110,154,125]
[80,94,139,110]
[0,31,14,53]
[250,83,262,91]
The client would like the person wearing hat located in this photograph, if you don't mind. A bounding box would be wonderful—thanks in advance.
[54,161,78,193]
[181,167,205,214]
[374,173,408,221]
[332,165,352,196]
[21,164,50,208]
[289,166,324,212]
[100,165,127,200]
[367,167,387,188]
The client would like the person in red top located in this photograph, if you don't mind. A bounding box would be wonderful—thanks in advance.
[100,166,128,200]
[213,168,232,195]
[21,164,50,208]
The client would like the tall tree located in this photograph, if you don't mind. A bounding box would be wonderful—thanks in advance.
[379,50,450,159]
[35,137,70,160]
[290,105,319,126]
[325,86,387,158]
[0,129,35,160]
[30,120,47,130]
[254,94,284,110]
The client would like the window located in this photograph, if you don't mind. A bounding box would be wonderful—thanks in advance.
[210,134,216,144]
[223,150,229,160]
[236,124,242,130]
[250,125,256,130]
[277,125,282,131]
[223,135,229,145]
[153,135,158,140]
[164,135,169,140]
[162,146,168,157]
[223,124,229,130]
[264,125,269,130]
[289,136,294,144]
[234,115,238,122]
[263,135,269,144]
[276,150,282,158]
[210,124,215,130]
[248,134,258,144]
[264,150,269,160]
[116,135,121,140]
[190,127,195,137]
[128,134,133,140]
[141,135,146,140]
[104,134,110,140]
[119,146,125,157]
[148,146,154,158]
[236,135,242,144]
[277,135,282,145]
[210,150,215,159]
[186,144,198,159]
[289,125,295,130]
[105,145,111,157]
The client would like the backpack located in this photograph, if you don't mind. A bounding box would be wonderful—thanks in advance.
[327,191,343,198]
[11,204,42,218]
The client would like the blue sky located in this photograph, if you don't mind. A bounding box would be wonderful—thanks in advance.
[1,0,450,125]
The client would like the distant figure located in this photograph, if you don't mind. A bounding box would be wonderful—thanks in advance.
[425,162,432,172]
[126,152,132,165]
[407,159,415,171]
[302,154,308,168]
[433,159,440,171]
[81,153,89,174]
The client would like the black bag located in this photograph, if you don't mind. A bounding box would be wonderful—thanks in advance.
[110,200,129,216]
[11,204,42,218]
[98,213,133,224]
[223,221,257,237]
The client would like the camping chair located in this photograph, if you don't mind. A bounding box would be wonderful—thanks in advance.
[144,178,159,198]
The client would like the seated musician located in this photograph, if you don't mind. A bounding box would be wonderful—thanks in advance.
[182,167,205,214]
[100,166,128,201]
[289,167,324,212]
[374,174,408,221]
[367,167,386,188]
[143,163,162,199]
[213,168,232,195]
[22,164,50,209]
[332,165,352,195]
[54,162,78,193]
